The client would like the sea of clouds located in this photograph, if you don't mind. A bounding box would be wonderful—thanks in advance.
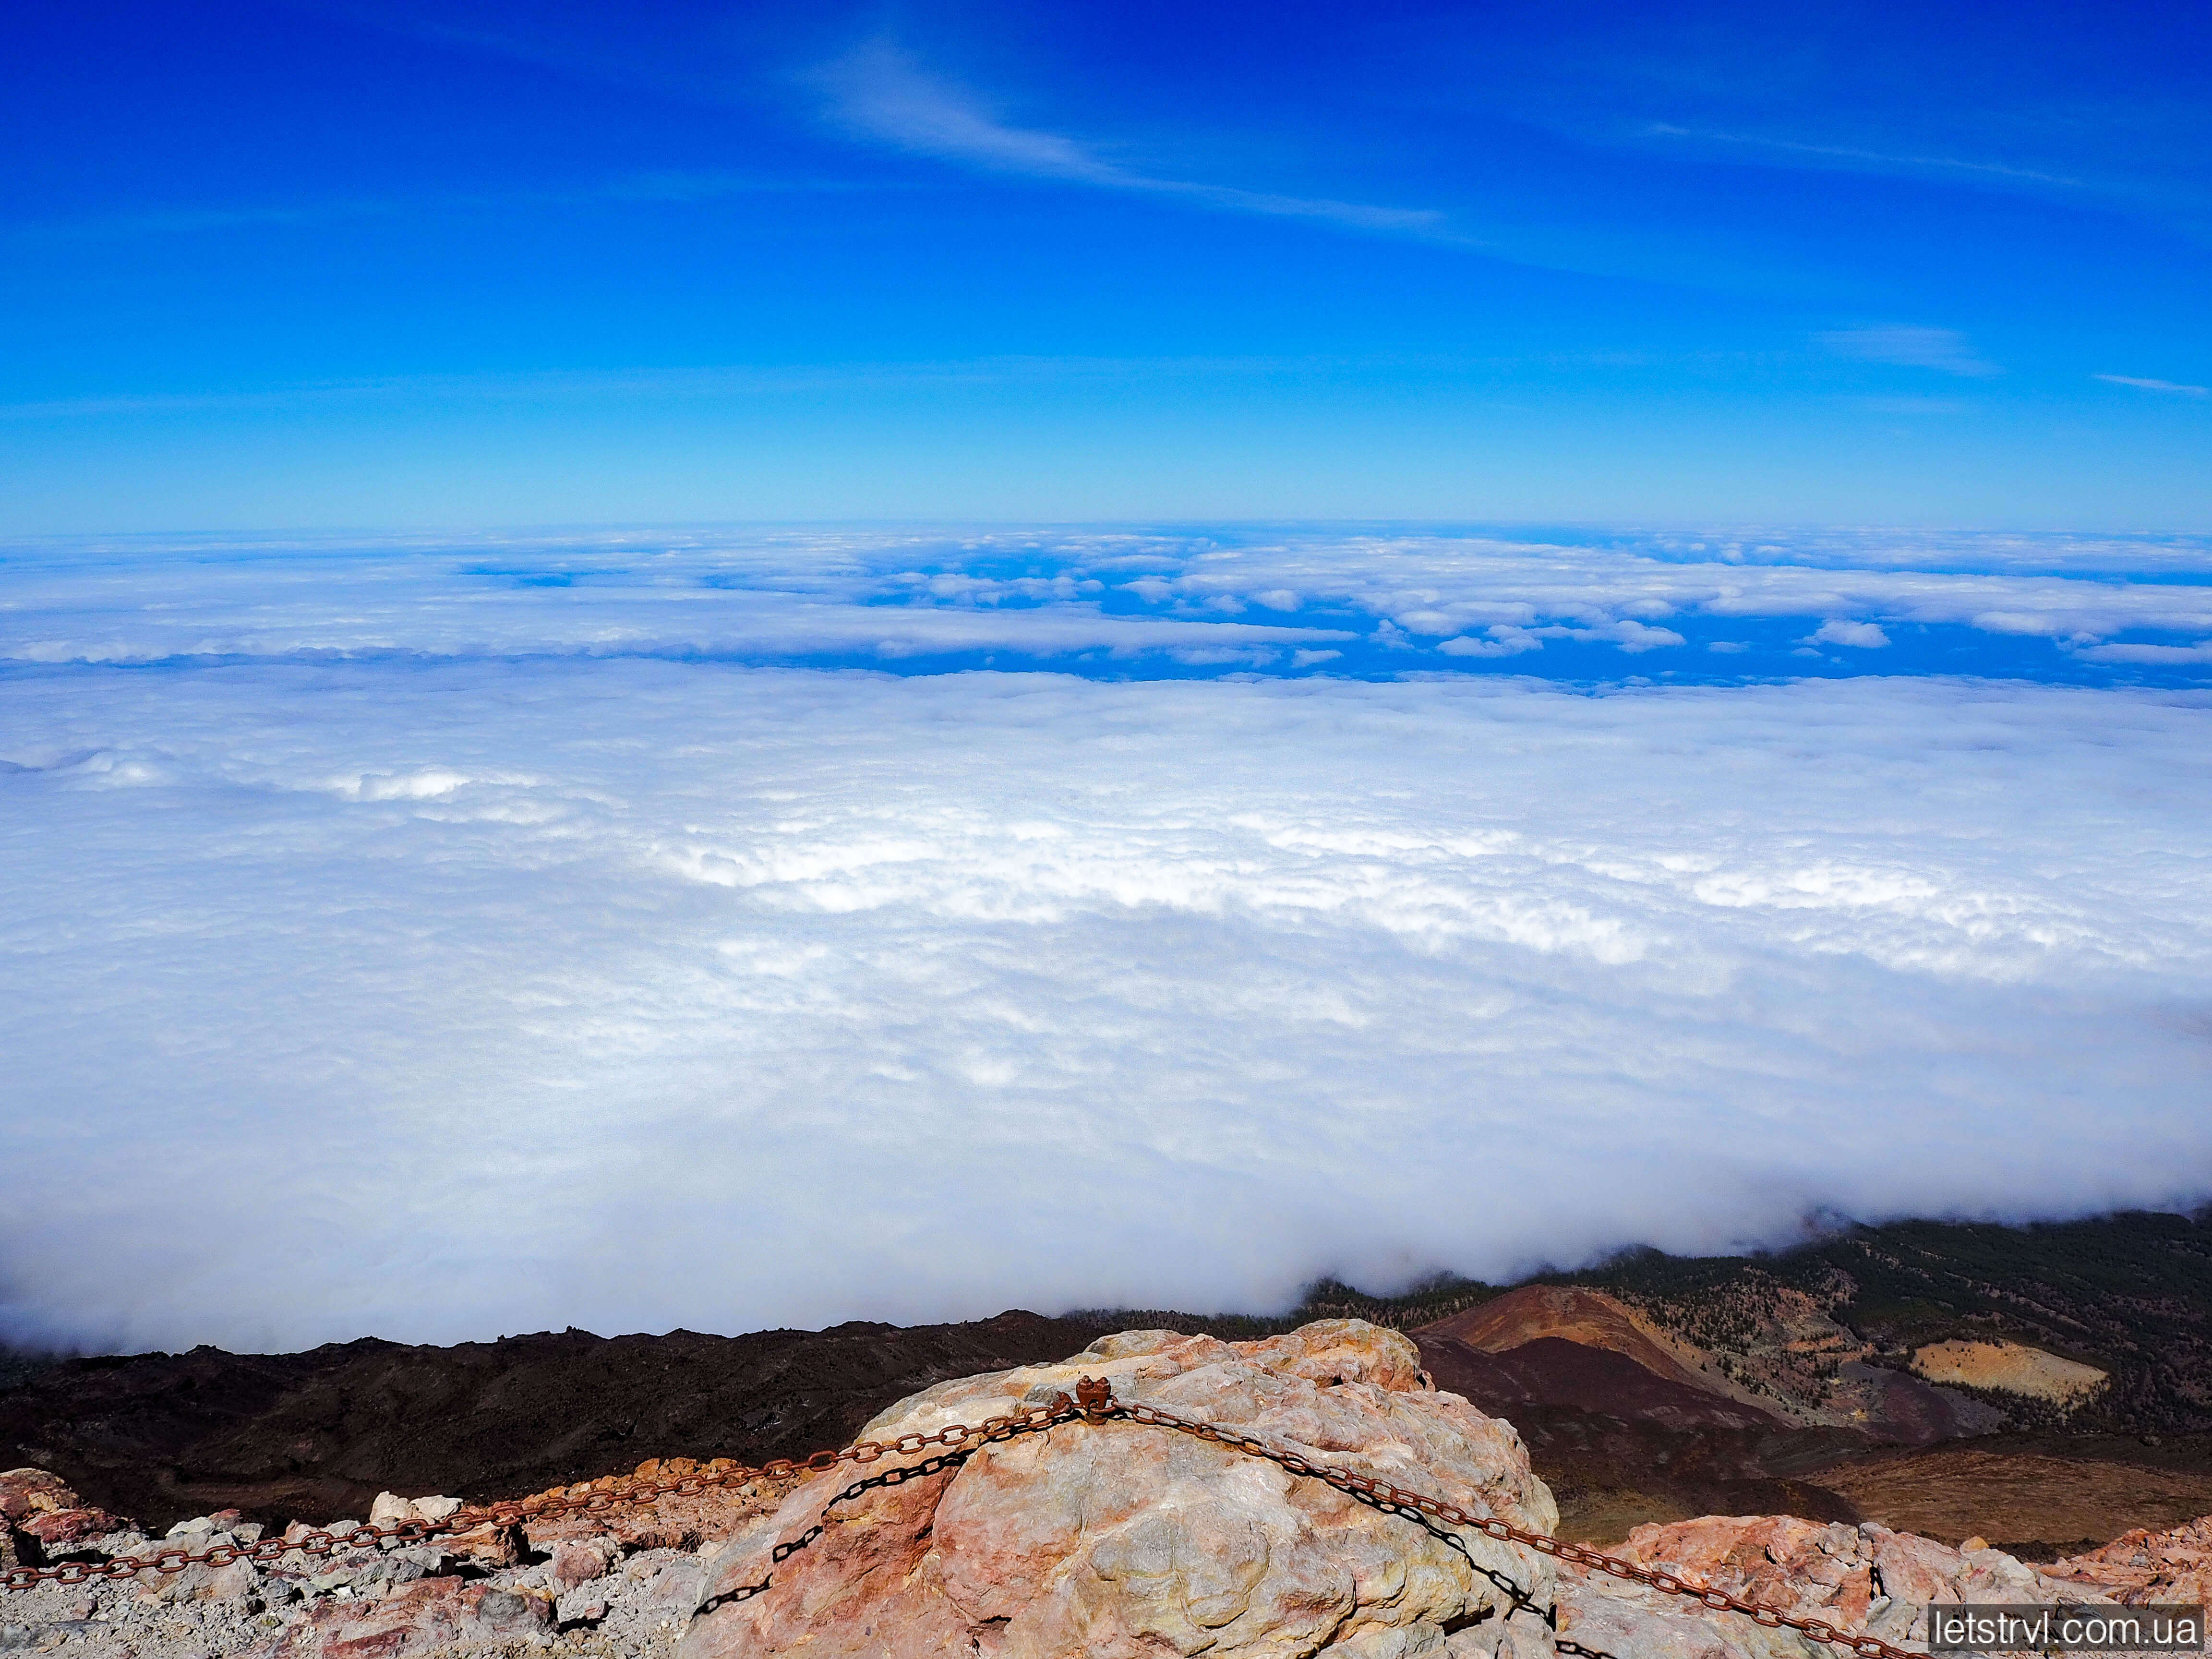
[3,527,2210,1354]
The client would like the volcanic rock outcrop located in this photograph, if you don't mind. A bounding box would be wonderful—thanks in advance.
[684,1320,1560,1659]
[1559,1514,2092,1659]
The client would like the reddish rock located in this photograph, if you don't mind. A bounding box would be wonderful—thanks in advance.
[1557,1512,2127,1659]
[433,1519,525,1568]
[550,1536,619,1590]
[0,1467,114,1558]
[0,1468,78,1524]
[522,1468,791,1556]
[268,1575,553,1657]
[2045,1515,2212,1607]
[18,1505,124,1549]
[682,1320,1561,1659]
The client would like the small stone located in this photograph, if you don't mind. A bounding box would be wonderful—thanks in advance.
[550,1537,620,1590]
[1961,1535,1989,1552]
[436,1519,523,1567]
[204,1559,261,1600]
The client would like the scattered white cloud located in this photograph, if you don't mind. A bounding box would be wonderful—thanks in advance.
[1082,532,2212,650]
[1438,628,1542,658]
[2096,373,2210,397]
[1589,618,1686,652]
[10,532,2212,680]
[2074,639,2212,665]
[5,532,2212,685]
[1808,619,1892,649]
[814,41,1447,236]
[3,650,2209,1355]
[1817,326,2001,378]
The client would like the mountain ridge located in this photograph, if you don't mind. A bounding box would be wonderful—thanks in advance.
[4,1209,2208,1552]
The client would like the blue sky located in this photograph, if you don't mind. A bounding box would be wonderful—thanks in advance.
[4,0,2207,529]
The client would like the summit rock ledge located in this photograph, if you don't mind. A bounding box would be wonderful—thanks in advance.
[682,1319,1560,1659]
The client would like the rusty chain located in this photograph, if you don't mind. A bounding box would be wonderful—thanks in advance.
[1082,1380,1921,1659]
[695,1443,993,1616]
[0,1396,1078,1595]
[2,1373,1920,1659]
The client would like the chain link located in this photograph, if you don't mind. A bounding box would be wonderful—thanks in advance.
[0,1397,1074,1595]
[1,1373,1919,1659]
[1103,1383,1920,1659]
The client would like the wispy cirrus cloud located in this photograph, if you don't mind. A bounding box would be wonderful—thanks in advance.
[813,40,1448,237]
[2096,373,2210,397]
[1817,326,2000,378]
[1645,123,2083,189]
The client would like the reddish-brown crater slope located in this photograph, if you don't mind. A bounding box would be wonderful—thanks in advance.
[1423,1285,1720,1393]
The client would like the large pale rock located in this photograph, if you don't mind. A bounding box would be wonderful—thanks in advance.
[1557,1513,2115,1659]
[682,1320,1561,1659]
[366,1492,460,1529]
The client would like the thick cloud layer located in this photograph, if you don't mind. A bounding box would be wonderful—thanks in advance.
[3,533,2210,1353]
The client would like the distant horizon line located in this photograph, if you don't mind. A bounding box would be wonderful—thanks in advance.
[6,518,2210,542]
[6,1201,2205,1363]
